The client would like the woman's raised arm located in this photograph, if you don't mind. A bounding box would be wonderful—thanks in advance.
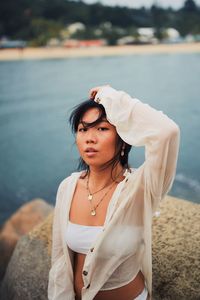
[91,85,180,212]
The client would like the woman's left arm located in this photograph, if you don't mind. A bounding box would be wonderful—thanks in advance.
[90,85,180,212]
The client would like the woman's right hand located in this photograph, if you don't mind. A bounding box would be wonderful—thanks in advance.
[89,85,110,100]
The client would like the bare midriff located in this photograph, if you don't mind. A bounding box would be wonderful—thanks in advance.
[74,252,145,300]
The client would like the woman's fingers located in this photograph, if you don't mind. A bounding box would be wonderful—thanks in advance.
[90,89,98,99]
[89,86,100,99]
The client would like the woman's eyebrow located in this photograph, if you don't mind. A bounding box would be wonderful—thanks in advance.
[98,119,109,124]
[78,119,109,126]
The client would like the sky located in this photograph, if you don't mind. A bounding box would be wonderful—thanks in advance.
[83,0,200,9]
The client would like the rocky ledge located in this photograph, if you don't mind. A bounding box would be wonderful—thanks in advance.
[0,196,199,300]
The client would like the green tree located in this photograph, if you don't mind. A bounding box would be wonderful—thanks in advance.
[183,0,197,12]
[0,0,200,43]
[28,18,63,46]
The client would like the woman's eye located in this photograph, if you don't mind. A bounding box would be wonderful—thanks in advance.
[98,127,108,131]
[78,128,86,132]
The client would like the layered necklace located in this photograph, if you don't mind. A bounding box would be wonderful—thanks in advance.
[86,169,124,216]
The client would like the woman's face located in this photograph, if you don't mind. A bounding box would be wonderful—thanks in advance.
[76,108,118,168]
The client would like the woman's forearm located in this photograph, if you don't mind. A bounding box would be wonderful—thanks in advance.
[94,86,180,208]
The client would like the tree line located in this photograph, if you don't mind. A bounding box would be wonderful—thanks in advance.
[0,0,199,46]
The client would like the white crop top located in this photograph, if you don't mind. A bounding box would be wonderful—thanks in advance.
[65,221,146,292]
[65,221,104,254]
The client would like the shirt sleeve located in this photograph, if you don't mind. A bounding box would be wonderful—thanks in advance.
[48,179,70,299]
[51,178,69,265]
[94,86,180,212]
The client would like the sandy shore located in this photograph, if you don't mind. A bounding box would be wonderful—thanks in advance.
[0,42,200,61]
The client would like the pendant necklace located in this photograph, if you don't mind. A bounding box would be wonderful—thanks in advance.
[88,181,116,216]
[86,176,114,201]
[86,168,125,216]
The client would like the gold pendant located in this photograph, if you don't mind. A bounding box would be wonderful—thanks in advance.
[91,209,96,216]
[88,194,93,201]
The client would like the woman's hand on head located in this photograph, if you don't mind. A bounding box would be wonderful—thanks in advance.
[89,85,110,100]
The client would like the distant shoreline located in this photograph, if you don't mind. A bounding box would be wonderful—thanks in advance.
[0,42,200,61]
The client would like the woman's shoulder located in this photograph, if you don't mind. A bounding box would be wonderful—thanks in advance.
[57,170,84,191]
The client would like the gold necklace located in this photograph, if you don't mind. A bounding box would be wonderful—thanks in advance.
[88,181,116,216]
[86,168,125,216]
[86,174,114,201]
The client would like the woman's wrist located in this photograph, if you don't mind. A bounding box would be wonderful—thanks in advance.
[93,86,118,104]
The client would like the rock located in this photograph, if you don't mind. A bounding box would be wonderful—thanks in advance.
[152,196,200,300]
[0,196,199,300]
[0,212,53,300]
[0,199,53,282]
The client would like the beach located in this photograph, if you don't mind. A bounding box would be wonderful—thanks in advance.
[0,42,200,61]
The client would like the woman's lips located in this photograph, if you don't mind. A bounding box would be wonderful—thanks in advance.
[85,148,98,157]
[86,152,97,157]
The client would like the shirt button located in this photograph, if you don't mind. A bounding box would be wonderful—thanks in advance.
[86,283,90,289]
[125,178,128,182]
[83,270,88,276]
[90,247,94,252]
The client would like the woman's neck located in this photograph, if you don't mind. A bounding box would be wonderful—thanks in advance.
[87,163,125,191]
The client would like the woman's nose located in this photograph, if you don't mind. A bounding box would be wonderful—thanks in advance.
[86,129,97,143]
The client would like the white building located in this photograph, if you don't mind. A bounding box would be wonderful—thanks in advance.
[164,28,181,43]
[137,27,154,38]
[67,22,86,35]
[117,36,136,45]
[137,28,158,44]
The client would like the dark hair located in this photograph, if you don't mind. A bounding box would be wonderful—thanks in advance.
[69,99,132,176]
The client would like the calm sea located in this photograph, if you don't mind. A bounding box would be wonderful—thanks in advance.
[0,53,200,225]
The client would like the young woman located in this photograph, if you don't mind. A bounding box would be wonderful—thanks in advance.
[48,85,180,300]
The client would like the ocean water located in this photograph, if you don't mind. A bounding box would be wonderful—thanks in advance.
[0,53,200,225]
